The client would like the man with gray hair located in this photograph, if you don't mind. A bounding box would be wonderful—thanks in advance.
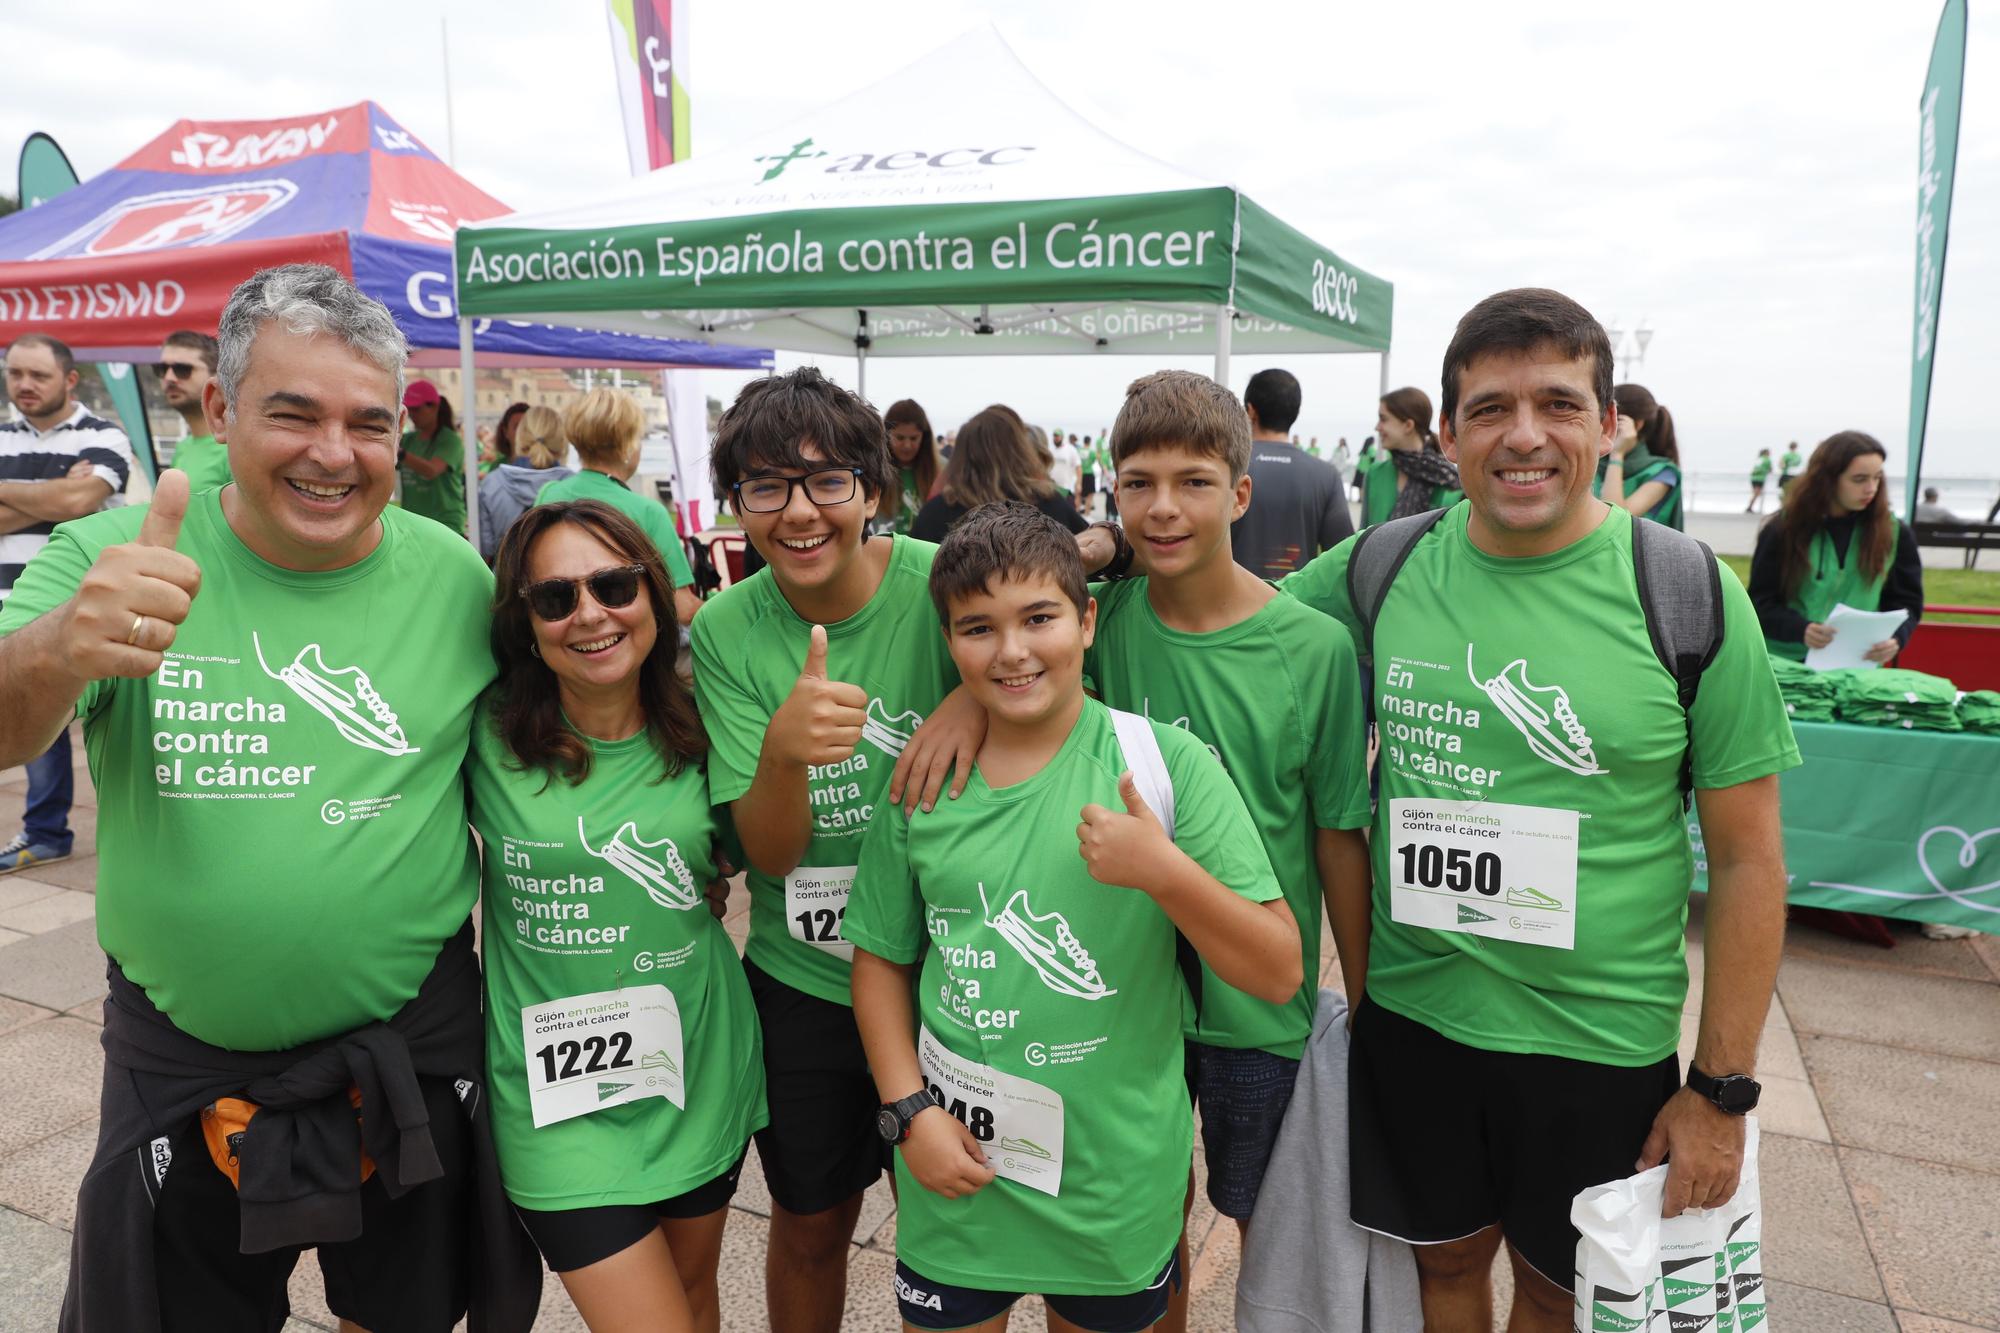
[0,264,535,1331]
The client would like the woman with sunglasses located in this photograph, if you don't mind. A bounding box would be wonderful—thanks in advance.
[472,499,765,1333]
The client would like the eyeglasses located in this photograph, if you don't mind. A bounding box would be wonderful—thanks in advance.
[519,564,646,621]
[154,362,201,380]
[732,467,863,514]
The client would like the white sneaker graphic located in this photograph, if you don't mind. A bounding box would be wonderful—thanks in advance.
[254,632,419,756]
[979,882,1116,1001]
[861,698,923,757]
[1466,643,1607,777]
[578,817,700,911]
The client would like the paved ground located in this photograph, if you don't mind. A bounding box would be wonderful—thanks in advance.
[3,731,1997,1331]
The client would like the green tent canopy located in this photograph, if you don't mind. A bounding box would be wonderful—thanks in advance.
[453,25,1392,386]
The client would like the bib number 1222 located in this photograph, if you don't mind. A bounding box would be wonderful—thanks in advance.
[1394,843,1502,896]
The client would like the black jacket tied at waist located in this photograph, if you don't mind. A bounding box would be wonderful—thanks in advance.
[62,921,540,1333]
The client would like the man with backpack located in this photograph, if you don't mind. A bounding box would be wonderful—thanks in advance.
[1280,288,1798,1332]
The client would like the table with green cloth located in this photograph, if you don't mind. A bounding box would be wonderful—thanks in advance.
[1688,720,2000,935]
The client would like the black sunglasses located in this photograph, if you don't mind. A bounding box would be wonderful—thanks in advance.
[519,564,646,621]
[153,361,201,379]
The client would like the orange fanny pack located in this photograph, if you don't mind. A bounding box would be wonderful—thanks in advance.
[200,1087,377,1189]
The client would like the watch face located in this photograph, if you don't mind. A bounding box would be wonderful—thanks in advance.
[876,1107,904,1144]
[1718,1078,1761,1113]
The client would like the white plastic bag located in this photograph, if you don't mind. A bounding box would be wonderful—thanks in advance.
[1572,1118,1766,1333]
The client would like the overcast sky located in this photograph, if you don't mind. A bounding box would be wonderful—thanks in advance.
[3,0,1994,486]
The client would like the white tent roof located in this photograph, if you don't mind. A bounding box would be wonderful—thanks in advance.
[455,26,1391,359]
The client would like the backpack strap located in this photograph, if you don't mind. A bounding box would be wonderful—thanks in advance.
[1629,516,1725,806]
[1109,707,1176,840]
[1345,508,1450,671]
[1109,707,1197,1017]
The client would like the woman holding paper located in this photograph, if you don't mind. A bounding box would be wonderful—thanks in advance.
[1748,431,1924,663]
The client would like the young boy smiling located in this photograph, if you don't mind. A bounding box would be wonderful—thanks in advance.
[846,502,1300,1332]
[689,367,965,1329]
[1090,372,1372,1281]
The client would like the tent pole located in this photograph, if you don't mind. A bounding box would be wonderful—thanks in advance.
[1212,305,1233,385]
[855,308,870,401]
[459,316,479,552]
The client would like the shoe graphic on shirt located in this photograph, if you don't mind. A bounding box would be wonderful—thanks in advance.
[577,817,700,911]
[1466,643,1607,777]
[861,698,923,758]
[253,633,419,756]
[979,882,1117,1001]
[1000,1135,1053,1159]
[640,1048,680,1075]
[1505,884,1564,911]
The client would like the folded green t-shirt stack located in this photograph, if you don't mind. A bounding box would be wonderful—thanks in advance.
[1956,690,2000,736]
[1768,657,1841,722]
[1836,668,1962,732]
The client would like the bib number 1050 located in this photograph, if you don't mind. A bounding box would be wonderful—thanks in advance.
[1395,843,1502,896]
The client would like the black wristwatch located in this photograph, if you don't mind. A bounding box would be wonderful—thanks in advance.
[876,1089,942,1145]
[1687,1064,1761,1115]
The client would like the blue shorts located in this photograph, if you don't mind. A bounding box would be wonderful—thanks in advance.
[1186,1040,1301,1219]
[895,1253,1180,1332]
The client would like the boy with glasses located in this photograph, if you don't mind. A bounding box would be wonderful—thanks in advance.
[157,330,230,495]
[689,367,966,1332]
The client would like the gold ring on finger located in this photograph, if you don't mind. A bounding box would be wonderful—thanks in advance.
[126,614,147,646]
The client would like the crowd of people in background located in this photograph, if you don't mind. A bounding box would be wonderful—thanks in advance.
[0,264,1983,1333]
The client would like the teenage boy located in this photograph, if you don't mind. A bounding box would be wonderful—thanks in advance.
[690,367,964,1332]
[1090,372,1371,1270]
[847,502,1301,1332]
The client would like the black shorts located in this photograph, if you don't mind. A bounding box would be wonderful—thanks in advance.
[1348,996,1679,1291]
[514,1149,747,1272]
[1185,1041,1301,1220]
[152,1076,469,1333]
[744,956,885,1214]
[895,1253,1180,1332]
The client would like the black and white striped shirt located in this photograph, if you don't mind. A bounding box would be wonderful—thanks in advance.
[1,401,133,597]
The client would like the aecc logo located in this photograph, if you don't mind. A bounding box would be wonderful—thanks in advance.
[1309,257,1360,324]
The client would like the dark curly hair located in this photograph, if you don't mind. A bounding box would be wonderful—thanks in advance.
[488,500,705,786]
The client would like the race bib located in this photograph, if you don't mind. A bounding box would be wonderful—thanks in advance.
[1386,798,1580,950]
[919,1027,1066,1197]
[786,865,855,960]
[520,985,685,1128]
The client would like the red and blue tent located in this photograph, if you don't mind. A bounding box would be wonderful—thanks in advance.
[0,102,770,370]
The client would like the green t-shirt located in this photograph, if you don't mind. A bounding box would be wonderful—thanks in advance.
[1779,450,1803,476]
[399,426,467,535]
[171,434,232,495]
[534,468,695,589]
[845,700,1281,1296]
[1750,457,1773,484]
[1764,527,1889,663]
[1084,580,1371,1058]
[1362,457,1464,526]
[0,493,495,1050]
[689,534,959,1005]
[1282,504,1800,1065]
[468,706,766,1209]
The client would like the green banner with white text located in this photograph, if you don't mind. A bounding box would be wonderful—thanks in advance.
[1906,0,1967,525]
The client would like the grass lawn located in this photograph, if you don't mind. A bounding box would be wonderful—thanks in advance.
[1717,556,2000,624]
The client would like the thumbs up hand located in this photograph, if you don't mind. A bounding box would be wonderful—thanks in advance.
[1076,771,1179,891]
[768,624,869,767]
[58,469,203,681]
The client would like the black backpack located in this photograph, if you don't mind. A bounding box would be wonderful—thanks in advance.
[1344,509,1725,805]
